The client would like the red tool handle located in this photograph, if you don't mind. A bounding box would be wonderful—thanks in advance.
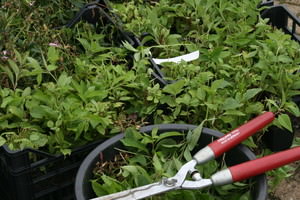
[229,146,300,182]
[208,112,275,157]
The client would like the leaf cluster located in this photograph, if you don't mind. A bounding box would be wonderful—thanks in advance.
[1,0,300,157]
[0,14,155,153]
[111,0,300,135]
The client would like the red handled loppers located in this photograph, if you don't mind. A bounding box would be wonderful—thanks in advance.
[91,112,300,200]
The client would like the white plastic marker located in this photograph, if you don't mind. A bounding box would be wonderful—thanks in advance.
[152,50,200,64]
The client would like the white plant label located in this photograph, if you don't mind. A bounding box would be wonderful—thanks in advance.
[152,50,200,64]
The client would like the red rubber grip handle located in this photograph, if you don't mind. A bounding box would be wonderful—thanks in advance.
[208,112,275,157]
[229,146,300,182]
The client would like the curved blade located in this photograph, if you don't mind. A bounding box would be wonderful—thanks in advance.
[90,181,175,200]
[91,160,197,200]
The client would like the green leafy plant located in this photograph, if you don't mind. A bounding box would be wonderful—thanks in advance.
[0,0,299,161]
[111,0,300,134]
[1,1,299,197]
[0,11,154,153]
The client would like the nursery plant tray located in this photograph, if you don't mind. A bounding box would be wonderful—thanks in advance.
[0,139,103,200]
[261,5,300,43]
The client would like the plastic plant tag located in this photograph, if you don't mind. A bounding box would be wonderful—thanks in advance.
[152,50,200,64]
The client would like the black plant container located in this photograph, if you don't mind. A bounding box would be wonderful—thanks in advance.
[75,124,268,200]
[262,125,295,152]
[0,139,104,200]
[261,5,300,43]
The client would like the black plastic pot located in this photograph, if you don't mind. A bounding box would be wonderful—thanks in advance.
[262,125,295,152]
[75,124,268,200]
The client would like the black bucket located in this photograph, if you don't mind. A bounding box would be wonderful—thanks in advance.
[75,124,268,200]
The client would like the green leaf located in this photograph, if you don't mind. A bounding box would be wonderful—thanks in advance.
[197,72,214,84]
[121,130,149,153]
[160,143,183,148]
[8,59,20,76]
[188,122,204,151]
[37,74,42,85]
[99,117,112,127]
[0,65,14,85]
[277,55,293,63]
[243,50,257,59]
[211,79,231,91]
[242,137,257,148]
[47,46,60,64]
[87,115,102,128]
[30,134,40,141]
[122,41,138,52]
[196,88,206,100]
[91,180,107,197]
[223,110,246,116]
[141,135,153,145]
[77,38,90,52]
[29,106,45,118]
[156,131,183,141]
[46,64,58,71]
[129,155,147,166]
[85,90,108,101]
[134,52,141,61]
[245,102,264,114]
[1,96,13,108]
[243,88,262,101]
[22,87,31,97]
[277,114,293,132]
[239,191,251,200]
[292,80,300,89]
[57,73,72,86]
[26,57,41,69]
[222,98,243,110]
[160,95,176,107]
[176,93,191,105]
[163,79,185,96]
[30,132,48,147]
[92,176,123,196]
[156,138,181,150]
[151,127,158,138]
[121,165,152,185]
[285,102,300,117]
[122,138,149,153]
[61,149,71,155]
[172,157,183,170]
[153,153,163,172]
[183,148,192,161]
[8,106,25,118]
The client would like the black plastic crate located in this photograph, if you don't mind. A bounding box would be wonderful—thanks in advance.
[0,139,103,200]
[65,0,139,48]
[261,5,300,106]
[261,5,300,43]
[65,0,168,86]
